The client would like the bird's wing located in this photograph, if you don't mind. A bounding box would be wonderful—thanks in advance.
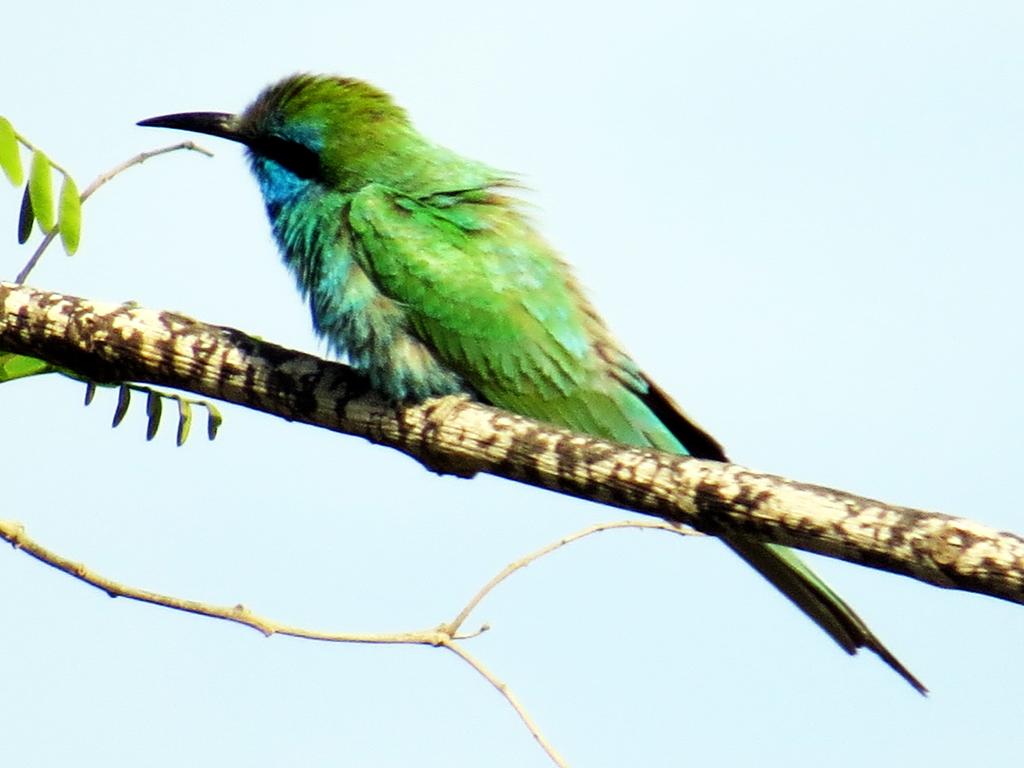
[349,184,588,397]
[347,183,708,447]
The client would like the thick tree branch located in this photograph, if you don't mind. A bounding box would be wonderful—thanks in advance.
[3,281,1022,605]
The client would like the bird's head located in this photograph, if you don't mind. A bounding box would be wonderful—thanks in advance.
[139,74,415,196]
[141,73,507,206]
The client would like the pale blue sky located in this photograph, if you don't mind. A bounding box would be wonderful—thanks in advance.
[3,2,1023,766]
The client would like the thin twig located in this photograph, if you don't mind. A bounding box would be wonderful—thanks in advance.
[15,141,213,284]
[77,141,214,202]
[15,132,75,178]
[0,518,445,644]
[444,641,570,768]
[0,517,690,767]
[446,520,699,635]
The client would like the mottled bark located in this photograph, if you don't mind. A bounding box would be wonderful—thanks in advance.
[3,281,1022,604]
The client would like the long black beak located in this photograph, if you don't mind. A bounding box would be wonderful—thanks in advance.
[137,111,245,144]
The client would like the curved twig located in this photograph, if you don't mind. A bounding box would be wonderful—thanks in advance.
[444,641,570,768]
[446,520,697,635]
[0,517,686,766]
[14,141,213,283]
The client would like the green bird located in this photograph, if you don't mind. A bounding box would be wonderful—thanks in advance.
[140,73,924,693]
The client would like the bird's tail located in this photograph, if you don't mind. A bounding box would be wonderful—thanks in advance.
[722,533,927,694]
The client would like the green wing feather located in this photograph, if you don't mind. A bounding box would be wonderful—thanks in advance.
[349,183,678,443]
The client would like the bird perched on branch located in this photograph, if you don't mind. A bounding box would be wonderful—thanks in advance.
[140,73,924,693]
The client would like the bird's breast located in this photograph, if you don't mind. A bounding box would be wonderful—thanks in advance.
[256,180,466,401]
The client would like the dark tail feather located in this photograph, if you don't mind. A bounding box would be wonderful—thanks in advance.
[637,373,926,694]
[724,534,927,694]
[638,374,728,462]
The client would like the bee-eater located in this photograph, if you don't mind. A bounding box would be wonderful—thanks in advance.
[140,73,924,693]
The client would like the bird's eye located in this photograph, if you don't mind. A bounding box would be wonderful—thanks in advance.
[250,135,323,181]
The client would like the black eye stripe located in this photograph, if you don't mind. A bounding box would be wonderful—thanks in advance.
[249,135,323,181]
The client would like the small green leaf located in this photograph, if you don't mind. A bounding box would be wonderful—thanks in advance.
[176,397,192,446]
[112,384,131,427]
[146,390,162,441]
[17,184,33,244]
[28,149,54,233]
[206,402,222,440]
[0,117,23,186]
[83,380,97,405]
[0,353,52,382]
[58,175,81,255]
